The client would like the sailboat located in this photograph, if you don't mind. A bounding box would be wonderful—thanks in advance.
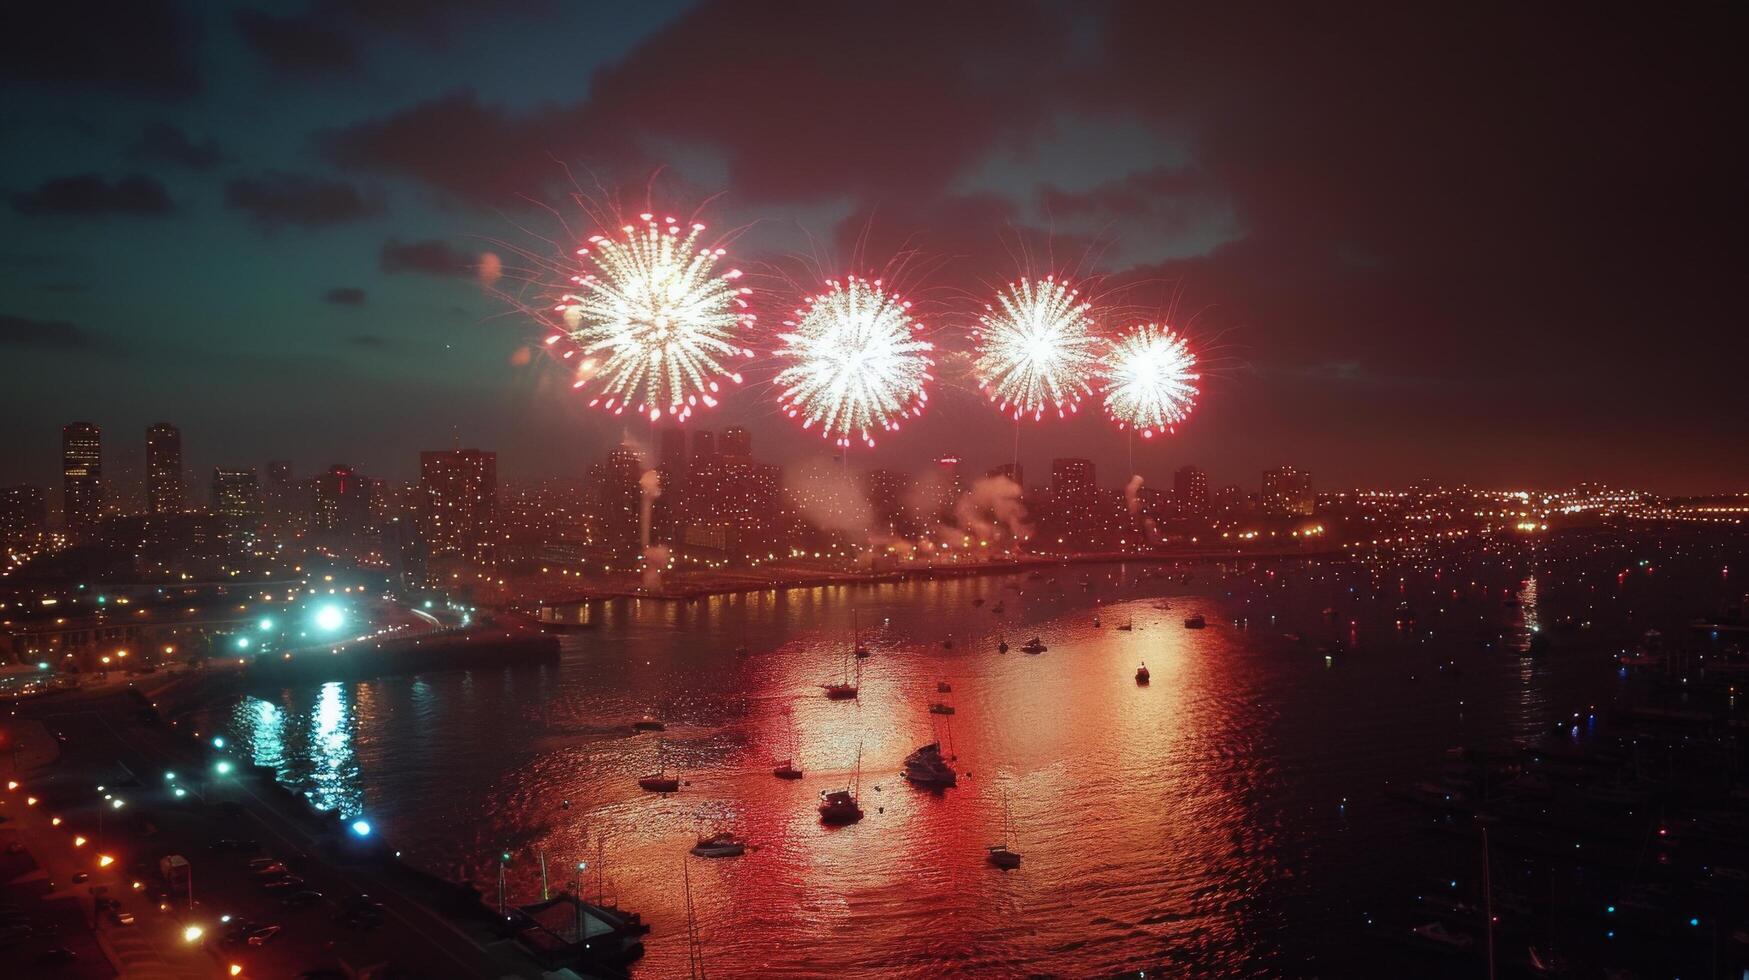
[637,739,680,792]
[987,791,1022,869]
[773,711,803,779]
[818,743,864,824]
[824,625,862,699]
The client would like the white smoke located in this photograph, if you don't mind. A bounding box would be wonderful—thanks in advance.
[781,457,875,536]
[1124,474,1144,515]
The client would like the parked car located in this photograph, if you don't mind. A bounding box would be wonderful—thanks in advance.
[246,857,281,871]
[282,890,324,908]
[251,863,289,877]
[262,875,305,891]
[70,872,89,884]
[109,909,136,926]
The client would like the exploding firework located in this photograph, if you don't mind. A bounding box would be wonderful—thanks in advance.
[774,276,933,448]
[1101,324,1200,438]
[972,276,1100,421]
[550,213,754,422]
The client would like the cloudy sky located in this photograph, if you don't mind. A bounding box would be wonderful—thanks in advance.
[2,1,1744,496]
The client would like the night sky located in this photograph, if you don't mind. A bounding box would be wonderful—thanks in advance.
[3,2,1745,496]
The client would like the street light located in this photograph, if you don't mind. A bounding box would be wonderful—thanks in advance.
[214,761,233,775]
[98,854,115,868]
[182,925,203,943]
[350,819,372,838]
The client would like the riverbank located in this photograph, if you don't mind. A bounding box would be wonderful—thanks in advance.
[523,544,1342,606]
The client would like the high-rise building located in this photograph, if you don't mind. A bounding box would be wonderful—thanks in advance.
[419,449,498,562]
[598,445,644,560]
[1262,466,1314,516]
[721,426,752,458]
[1,486,47,542]
[929,455,965,520]
[684,431,722,528]
[61,422,102,540]
[1050,458,1095,504]
[145,423,183,515]
[382,517,428,593]
[312,465,377,541]
[691,430,716,458]
[1173,465,1209,516]
[211,466,263,550]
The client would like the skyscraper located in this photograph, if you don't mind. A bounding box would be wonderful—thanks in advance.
[419,449,498,562]
[721,426,752,458]
[146,423,184,515]
[1173,464,1209,516]
[61,422,102,541]
[211,466,262,551]
[598,444,644,561]
[1262,466,1314,516]
[312,465,377,541]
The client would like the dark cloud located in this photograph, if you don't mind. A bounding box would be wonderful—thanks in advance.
[0,314,87,348]
[11,174,174,217]
[0,0,198,95]
[323,287,367,305]
[224,172,383,229]
[131,122,223,171]
[323,1,1074,208]
[379,238,476,277]
[234,10,356,74]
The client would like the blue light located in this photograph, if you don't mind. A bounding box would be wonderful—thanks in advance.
[212,736,225,749]
[1606,905,1615,914]
[314,604,345,632]
[236,637,250,650]
[214,761,233,775]
[1690,917,1700,927]
[350,819,372,838]
[258,618,274,632]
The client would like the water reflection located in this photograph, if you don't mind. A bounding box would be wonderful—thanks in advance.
[195,548,1699,977]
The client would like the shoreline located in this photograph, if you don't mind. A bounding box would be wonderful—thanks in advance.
[521,545,1344,607]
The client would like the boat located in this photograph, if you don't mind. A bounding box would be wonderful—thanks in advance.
[819,745,864,824]
[1183,615,1206,629]
[1135,662,1150,684]
[1092,615,1101,627]
[1116,618,1133,632]
[632,718,666,732]
[991,601,1005,614]
[689,831,746,858]
[987,791,1022,869]
[929,702,955,715]
[824,628,863,699]
[1411,921,1474,952]
[853,612,871,658]
[773,712,803,779]
[972,597,985,607]
[902,742,958,789]
[936,681,952,693]
[1020,637,1047,654]
[942,637,954,649]
[638,740,680,793]
[996,633,1009,653]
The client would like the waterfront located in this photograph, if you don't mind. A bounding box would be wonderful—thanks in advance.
[196,529,1742,976]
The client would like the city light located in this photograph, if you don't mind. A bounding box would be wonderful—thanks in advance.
[212,736,225,749]
[215,761,233,775]
[351,819,372,837]
[183,925,203,943]
[314,603,345,632]
[74,836,86,847]
[98,854,115,867]
[258,617,273,631]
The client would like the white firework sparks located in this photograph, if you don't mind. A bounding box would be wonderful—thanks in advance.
[551,213,753,422]
[972,276,1100,421]
[1101,324,1200,438]
[773,276,934,448]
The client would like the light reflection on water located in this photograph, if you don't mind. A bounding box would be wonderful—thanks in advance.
[203,550,1710,977]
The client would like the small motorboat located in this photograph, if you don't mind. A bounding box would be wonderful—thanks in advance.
[1183,615,1206,629]
[773,760,803,780]
[690,831,746,858]
[929,702,955,715]
[1116,618,1133,631]
[987,843,1021,869]
[936,681,952,693]
[1092,615,1101,627]
[1020,637,1047,654]
[942,637,954,649]
[854,645,871,659]
[1135,662,1150,684]
[823,682,859,700]
[997,638,1009,653]
[638,773,679,793]
[632,718,666,732]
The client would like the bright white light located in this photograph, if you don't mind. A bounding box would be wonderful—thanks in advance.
[350,819,372,837]
[314,605,345,632]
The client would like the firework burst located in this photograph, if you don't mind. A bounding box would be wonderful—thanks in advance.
[1101,324,1200,438]
[550,213,754,422]
[972,276,1100,421]
[773,275,933,448]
